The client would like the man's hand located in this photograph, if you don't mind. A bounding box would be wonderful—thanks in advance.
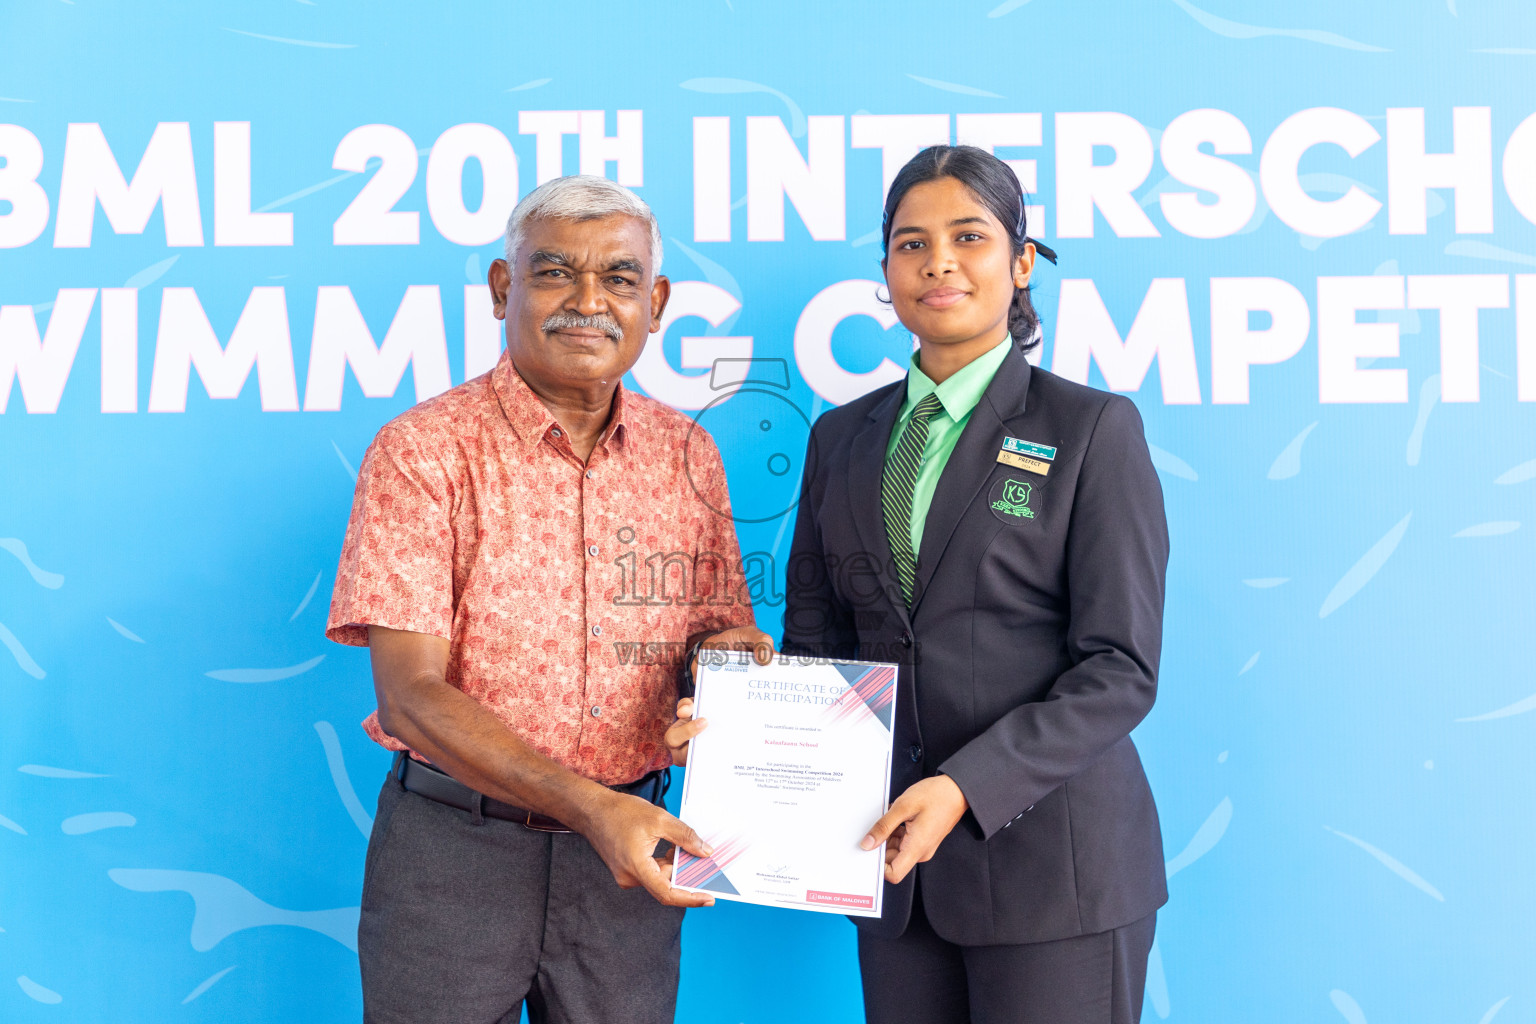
[665,698,704,766]
[860,775,970,885]
[578,789,719,908]
[668,627,775,767]
[693,625,775,674]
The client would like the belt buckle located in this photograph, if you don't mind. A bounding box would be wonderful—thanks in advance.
[522,809,570,833]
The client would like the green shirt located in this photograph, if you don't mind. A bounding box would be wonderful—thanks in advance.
[885,335,1013,556]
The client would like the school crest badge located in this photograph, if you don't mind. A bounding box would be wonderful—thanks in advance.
[989,477,1035,520]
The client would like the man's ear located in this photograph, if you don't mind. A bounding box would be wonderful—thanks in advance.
[648,275,672,334]
[488,259,511,320]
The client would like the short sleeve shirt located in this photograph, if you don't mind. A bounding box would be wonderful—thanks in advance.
[326,352,756,785]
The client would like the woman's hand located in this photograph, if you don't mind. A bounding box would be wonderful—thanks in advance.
[664,698,704,766]
[860,775,970,885]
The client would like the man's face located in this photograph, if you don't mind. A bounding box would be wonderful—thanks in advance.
[489,213,669,391]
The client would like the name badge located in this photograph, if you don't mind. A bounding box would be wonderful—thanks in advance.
[998,436,1055,476]
[1001,437,1056,461]
[997,450,1050,475]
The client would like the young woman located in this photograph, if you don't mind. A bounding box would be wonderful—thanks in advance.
[783,145,1169,1023]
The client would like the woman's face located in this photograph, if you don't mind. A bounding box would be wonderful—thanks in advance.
[883,176,1033,347]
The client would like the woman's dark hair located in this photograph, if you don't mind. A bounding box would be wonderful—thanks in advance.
[880,145,1054,353]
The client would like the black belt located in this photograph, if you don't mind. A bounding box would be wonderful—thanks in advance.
[393,751,668,833]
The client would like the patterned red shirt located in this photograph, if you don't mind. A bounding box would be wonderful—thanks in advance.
[326,352,755,785]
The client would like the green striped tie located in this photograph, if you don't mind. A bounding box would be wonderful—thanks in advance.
[882,393,945,607]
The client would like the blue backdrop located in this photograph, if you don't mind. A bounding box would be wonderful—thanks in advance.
[4,1,1536,1021]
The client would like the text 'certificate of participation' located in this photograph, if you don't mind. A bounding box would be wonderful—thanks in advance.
[672,652,897,917]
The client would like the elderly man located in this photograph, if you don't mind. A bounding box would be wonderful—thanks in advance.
[326,174,769,1024]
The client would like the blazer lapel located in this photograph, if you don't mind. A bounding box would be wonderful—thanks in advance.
[911,349,1033,611]
[847,383,911,627]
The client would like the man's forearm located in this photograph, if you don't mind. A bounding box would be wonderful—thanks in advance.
[378,667,617,832]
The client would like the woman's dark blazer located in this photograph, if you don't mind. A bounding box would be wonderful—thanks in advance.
[782,346,1169,946]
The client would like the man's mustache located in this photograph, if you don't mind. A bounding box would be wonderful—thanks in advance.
[542,311,624,342]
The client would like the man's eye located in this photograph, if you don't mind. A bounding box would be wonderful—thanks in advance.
[899,239,924,250]
[609,276,634,286]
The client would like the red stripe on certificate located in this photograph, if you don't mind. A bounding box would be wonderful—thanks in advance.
[823,665,897,726]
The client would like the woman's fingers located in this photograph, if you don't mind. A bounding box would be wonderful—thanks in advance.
[861,799,915,851]
[883,814,941,883]
[860,779,970,882]
[883,824,906,866]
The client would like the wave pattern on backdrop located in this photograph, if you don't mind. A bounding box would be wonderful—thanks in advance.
[3,1,1535,1020]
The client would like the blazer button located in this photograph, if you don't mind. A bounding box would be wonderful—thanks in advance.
[908,744,922,762]
[898,632,913,648]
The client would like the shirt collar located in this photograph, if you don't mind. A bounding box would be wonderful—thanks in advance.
[492,351,631,453]
[902,334,1013,424]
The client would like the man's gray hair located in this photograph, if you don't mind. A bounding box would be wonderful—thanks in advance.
[503,175,663,272]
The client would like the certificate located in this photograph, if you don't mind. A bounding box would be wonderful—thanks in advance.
[672,651,896,917]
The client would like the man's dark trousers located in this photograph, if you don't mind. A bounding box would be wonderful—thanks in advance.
[358,772,684,1024]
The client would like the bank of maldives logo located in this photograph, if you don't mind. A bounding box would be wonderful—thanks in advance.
[991,478,1034,519]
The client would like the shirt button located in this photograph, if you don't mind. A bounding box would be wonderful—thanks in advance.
[551,428,562,438]
[591,624,602,636]
[591,705,602,717]
[585,470,594,479]
[587,544,599,557]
